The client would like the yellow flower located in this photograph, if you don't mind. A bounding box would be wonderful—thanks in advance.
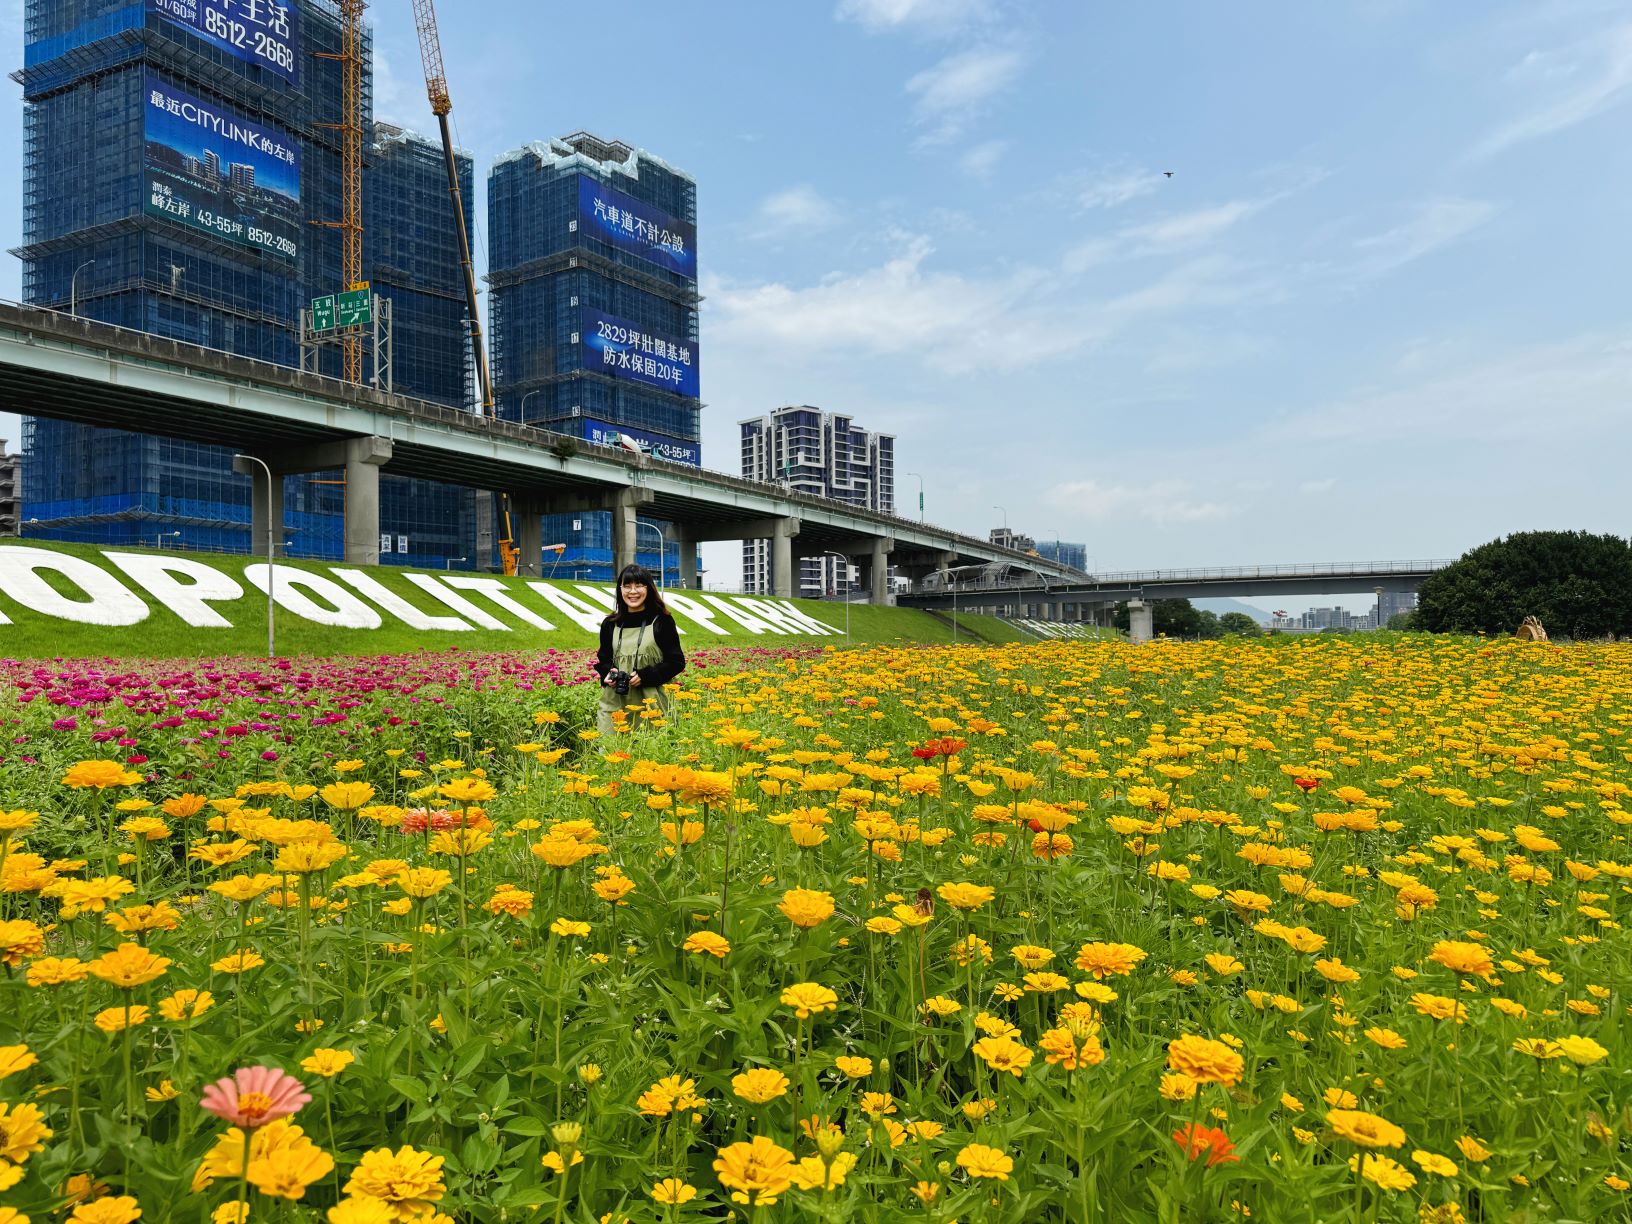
[1074,941,1148,979]
[778,888,835,928]
[972,1035,1033,1077]
[731,1068,790,1103]
[0,919,46,966]
[1204,953,1244,976]
[936,881,995,911]
[86,943,170,989]
[0,1045,38,1080]
[1428,940,1494,979]
[549,918,592,938]
[342,1146,446,1217]
[273,842,349,875]
[955,1142,1013,1181]
[212,950,265,974]
[1328,1108,1407,1149]
[61,760,145,789]
[301,1049,357,1078]
[683,931,730,958]
[650,1179,697,1205]
[789,1150,857,1192]
[157,989,215,1022]
[26,957,87,986]
[68,1197,143,1223]
[712,1136,796,1207]
[1349,1153,1415,1192]
[1166,1035,1244,1087]
[396,868,453,899]
[320,781,377,811]
[780,981,839,1019]
[1554,1035,1609,1065]
[147,1080,180,1102]
[0,1100,53,1163]
[834,1055,873,1078]
[1411,1150,1459,1177]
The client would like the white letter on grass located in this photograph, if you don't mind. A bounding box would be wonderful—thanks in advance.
[0,547,147,626]
[104,551,243,628]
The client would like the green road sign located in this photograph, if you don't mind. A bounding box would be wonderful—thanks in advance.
[311,289,371,333]
[338,287,372,327]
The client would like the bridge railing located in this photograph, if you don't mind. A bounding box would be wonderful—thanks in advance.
[1086,560,1454,584]
[0,301,1079,578]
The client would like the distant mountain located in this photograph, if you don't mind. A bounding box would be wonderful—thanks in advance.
[1194,597,1272,626]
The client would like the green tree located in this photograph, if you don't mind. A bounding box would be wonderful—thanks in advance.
[1415,530,1632,639]
[1217,612,1263,638]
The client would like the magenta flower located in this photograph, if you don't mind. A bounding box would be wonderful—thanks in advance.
[199,1066,310,1128]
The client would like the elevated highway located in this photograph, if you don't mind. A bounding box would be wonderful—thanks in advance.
[0,302,1080,597]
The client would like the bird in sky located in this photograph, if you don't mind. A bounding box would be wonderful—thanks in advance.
[1163,171,1174,177]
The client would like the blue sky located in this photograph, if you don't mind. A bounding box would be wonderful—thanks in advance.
[6,1,1632,606]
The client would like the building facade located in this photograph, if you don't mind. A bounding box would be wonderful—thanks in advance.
[1035,539,1089,572]
[17,1,477,566]
[740,407,895,597]
[487,132,700,581]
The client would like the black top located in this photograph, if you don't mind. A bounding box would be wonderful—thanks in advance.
[594,607,686,688]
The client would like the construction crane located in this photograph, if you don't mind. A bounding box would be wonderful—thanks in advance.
[314,0,367,385]
[410,0,515,572]
[411,0,494,418]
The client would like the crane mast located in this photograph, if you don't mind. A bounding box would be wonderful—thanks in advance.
[412,0,495,417]
[314,0,367,385]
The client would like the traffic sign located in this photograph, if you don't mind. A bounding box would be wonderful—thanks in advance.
[311,289,372,333]
[338,288,372,327]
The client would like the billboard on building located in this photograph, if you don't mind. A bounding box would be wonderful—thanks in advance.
[577,177,697,280]
[579,307,699,399]
[579,419,700,467]
[147,0,301,84]
[143,73,301,261]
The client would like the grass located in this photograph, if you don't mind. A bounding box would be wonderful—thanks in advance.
[0,539,1034,658]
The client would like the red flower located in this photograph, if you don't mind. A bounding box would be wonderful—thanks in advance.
[911,747,938,760]
[1292,777,1319,793]
[1173,1124,1240,1167]
[1027,819,1044,833]
[920,737,968,759]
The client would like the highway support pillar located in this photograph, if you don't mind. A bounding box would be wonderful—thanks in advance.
[1127,599,1153,644]
[341,437,392,566]
[511,497,544,576]
[771,519,800,599]
[610,488,642,579]
[869,536,893,605]
[671,529,698,589]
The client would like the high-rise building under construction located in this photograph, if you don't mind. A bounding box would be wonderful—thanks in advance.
[17,0,477,566]
[488,132,700,581]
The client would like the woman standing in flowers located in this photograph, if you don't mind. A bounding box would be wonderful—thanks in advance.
[594,564,686,738]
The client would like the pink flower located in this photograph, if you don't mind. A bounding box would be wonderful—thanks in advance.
[199,1066,310,1128]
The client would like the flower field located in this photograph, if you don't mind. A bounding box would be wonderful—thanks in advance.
[0,635,1628,1222]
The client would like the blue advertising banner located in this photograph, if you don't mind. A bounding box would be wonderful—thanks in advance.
[577,177,697,280]
[143,73,301,261]
[580,307,699,399]
[579,419,701,467]
[147,0,300,84]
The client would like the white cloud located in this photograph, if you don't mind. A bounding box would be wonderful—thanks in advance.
[1281,331,1632,445]
[1119,199,1267,253]
[905,45,1026,142]
[747,186,841,239]
[1044,479,1236,526]
[1472,21,1632,157]
[1343,198,1496,281]
[1298,478,1336,495]
[1078,168,1164,210]
[836,0,992,35]
[959,138,1007,177]
[706,233,1086,372]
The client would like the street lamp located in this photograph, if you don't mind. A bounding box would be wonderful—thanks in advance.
[153,530,181,549]
[232,454,277,659]
[70,260,95,316]
[637,521,668,586]
[822,550,854,643]
[994,505,1008,531]
[518,388,543,422]
[445,556,467,571]
[905,472,925,521]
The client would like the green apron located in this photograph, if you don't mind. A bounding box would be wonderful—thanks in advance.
[597,621,672,737]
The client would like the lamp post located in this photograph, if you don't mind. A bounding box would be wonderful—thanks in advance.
[153,530,181,549]
[445,556,467,571]
[994,505,1008,533]
[518,389,543,423]
[905,472,924,521]
[233,454,276,659]
[637,521,668,586]
[822,550,854,643]
[70,260,95,316]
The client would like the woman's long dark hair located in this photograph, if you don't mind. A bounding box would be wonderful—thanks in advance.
[608,564,669,623]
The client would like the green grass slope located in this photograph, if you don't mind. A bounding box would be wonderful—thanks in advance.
[0,539,1027,658]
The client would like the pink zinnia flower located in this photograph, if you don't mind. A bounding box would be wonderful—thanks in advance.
[199,1066,310,1127]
